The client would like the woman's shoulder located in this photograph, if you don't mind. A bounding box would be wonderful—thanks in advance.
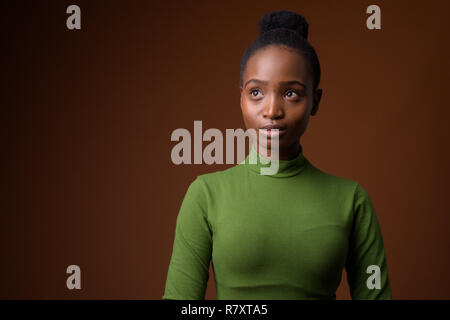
[306,161,360,195]
[184,163,247,200]
[195,163,245,185]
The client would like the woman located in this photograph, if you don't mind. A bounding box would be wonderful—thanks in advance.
[163,10,392,300]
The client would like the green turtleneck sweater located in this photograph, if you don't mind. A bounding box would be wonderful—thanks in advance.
[163,145,392,300]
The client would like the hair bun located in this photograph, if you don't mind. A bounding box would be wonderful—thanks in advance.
[258,10,308,39]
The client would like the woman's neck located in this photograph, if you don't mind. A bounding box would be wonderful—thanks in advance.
[257,142,302,161]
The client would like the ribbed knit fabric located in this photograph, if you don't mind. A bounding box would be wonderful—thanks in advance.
[163,144,392,299]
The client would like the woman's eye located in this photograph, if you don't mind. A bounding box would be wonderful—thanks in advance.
[249,89,261,97]
[285,90,299,98]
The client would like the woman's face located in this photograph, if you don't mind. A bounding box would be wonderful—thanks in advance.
[240,44,322,160]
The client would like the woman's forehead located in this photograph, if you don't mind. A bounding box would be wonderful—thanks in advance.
[244,46,311,85]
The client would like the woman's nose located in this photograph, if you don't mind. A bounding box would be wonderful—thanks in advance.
[262,95,284,119]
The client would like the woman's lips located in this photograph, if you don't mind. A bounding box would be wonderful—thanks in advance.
[258,128,287,138]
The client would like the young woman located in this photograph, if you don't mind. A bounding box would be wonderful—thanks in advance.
[163,10,392,300]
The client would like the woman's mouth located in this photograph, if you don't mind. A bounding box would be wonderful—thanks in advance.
[258,125,287,139]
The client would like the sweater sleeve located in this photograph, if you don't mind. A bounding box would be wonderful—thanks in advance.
[345,183,392,300]
[162,176,212,300]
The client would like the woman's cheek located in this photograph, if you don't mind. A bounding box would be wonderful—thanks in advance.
[242,103,258,127]
[241,111,255,130]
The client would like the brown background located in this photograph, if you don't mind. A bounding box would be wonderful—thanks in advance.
[1,0,449,299]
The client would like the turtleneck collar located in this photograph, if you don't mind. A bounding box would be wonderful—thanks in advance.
[239,144,309,178]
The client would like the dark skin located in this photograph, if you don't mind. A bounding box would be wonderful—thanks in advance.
[240,44,323,160]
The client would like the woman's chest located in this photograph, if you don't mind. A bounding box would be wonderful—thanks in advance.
[210,189,351,289]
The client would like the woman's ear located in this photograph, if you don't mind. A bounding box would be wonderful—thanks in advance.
[311,88,322,116]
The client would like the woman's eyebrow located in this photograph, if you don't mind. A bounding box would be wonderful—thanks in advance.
[244,79,306,89]
[280,80,306,89]
[244,79,268,87]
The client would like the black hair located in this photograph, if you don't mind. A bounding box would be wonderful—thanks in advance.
[239,10,321,91]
